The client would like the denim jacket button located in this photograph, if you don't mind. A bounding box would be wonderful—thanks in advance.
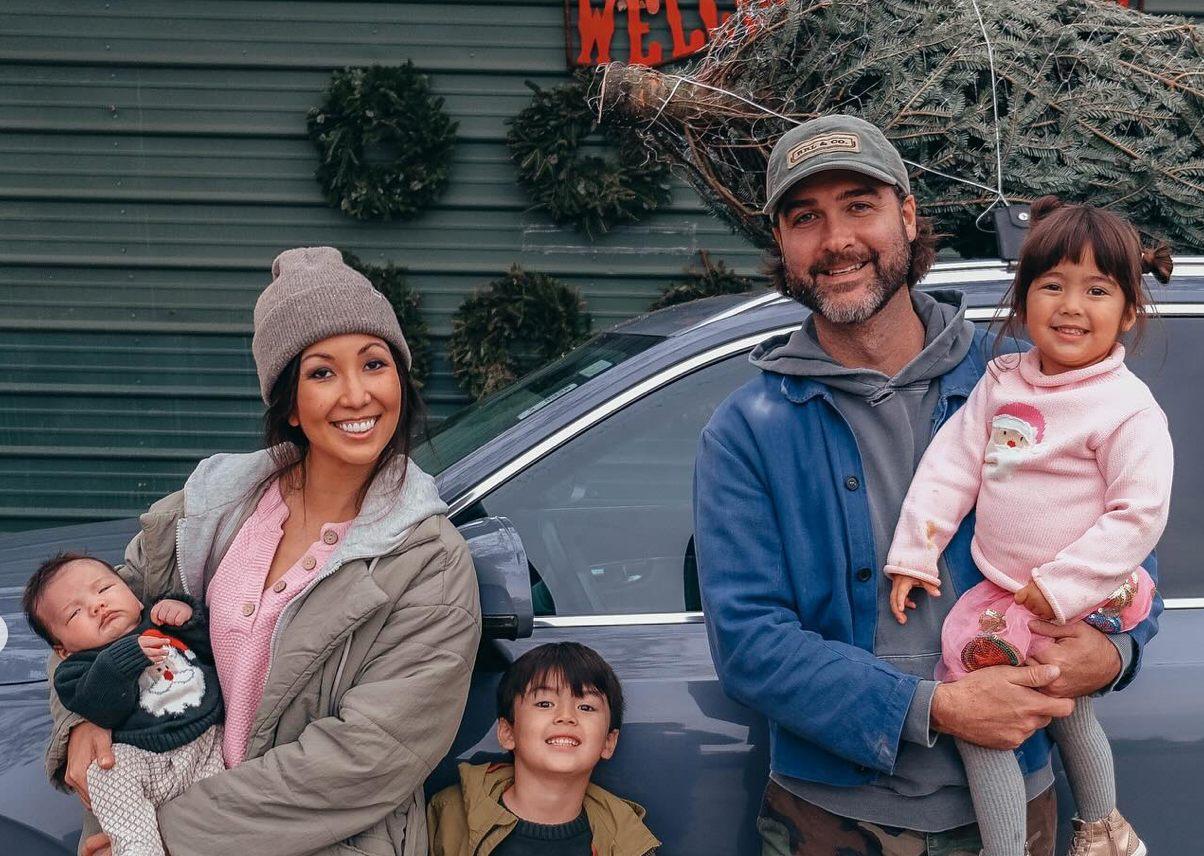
[856,567,872,582]
[844,475,860,491]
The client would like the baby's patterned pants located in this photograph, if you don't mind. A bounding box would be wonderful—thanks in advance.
[86,725,224,856]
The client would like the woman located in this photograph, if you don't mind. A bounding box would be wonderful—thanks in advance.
[49,246,481,856]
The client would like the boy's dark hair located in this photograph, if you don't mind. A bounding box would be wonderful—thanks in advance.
[22,552,116,646]
[496,642,625,731]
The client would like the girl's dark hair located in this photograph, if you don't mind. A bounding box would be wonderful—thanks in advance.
[993,196,1173,360]
[765,186,941,300]
[23,552,118,646]
[496,642,625,731]
[259,343,425,511]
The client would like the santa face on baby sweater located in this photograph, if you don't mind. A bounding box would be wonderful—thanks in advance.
[985,402,1046,480]
[137,635,207,717]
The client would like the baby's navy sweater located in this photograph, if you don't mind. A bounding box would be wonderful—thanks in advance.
[53,596,223,753]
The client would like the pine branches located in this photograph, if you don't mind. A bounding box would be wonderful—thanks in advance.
[596,0,1204,255]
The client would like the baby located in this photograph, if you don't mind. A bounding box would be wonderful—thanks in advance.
[23,552,224,856]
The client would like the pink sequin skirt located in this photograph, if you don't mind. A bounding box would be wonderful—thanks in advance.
[937,569,1156,682]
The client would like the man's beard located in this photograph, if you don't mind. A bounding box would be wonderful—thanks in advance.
[784,230,912,325]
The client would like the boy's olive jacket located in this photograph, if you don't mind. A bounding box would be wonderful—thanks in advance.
[45,449,482,856]
[427,762,660,856]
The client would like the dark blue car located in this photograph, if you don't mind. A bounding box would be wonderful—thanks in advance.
[2,261,1202,854]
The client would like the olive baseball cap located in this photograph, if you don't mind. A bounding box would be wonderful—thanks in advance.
[763,114,910,216]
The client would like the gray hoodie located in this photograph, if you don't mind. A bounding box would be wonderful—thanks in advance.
[753,290,1053,831]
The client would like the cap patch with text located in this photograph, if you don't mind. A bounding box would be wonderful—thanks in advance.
[787,132,861,169]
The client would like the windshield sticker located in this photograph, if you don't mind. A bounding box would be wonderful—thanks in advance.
[578,359,613,379]
[517,383,579,421]
[0,616,7,656]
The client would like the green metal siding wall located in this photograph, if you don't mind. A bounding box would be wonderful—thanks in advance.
[0,1,760,531]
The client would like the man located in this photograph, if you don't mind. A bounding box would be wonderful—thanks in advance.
[692,115,1160,856]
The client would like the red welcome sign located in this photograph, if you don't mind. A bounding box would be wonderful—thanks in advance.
[566,0,781,68]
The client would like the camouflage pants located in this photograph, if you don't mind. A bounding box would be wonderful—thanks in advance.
[757,779,1056,856]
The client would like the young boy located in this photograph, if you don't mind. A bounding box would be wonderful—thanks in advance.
[23,552,224,856]
[428,642,659,856]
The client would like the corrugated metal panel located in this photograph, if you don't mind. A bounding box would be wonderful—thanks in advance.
[0,1,761,530]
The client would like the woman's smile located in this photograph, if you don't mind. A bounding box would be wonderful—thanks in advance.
[332,416,381,437]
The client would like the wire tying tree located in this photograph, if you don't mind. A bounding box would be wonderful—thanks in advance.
[595,0,1204,256]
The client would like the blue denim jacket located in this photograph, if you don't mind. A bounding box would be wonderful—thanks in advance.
[693,327,1161,787]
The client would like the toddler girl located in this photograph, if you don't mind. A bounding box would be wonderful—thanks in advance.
[886,197,1173,856]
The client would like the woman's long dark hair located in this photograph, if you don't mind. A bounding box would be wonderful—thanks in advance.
[992,196,1172,363]
[258,343,425,512]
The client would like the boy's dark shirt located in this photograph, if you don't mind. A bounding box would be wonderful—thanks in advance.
[491,807,592,856]
[52,594,223,753]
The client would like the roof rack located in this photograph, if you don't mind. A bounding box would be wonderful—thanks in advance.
[685,254,1204,335]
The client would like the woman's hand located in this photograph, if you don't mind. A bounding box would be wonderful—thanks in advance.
[82,832,112,856]
[65,721,114,810]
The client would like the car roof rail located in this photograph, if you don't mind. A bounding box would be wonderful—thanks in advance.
[683,254,1204,336]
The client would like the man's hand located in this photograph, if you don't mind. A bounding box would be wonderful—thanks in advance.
[889,574,941,624]
[138,633,171,664]
[1014,582,1055,621]
[1027,620,1122,698]
[64,721,114,811]
[150,598,193,626]
[931,664,1075,749]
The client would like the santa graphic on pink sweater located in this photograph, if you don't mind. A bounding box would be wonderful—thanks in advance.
[985,401,1045,480]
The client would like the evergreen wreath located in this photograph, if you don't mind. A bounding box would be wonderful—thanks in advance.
[449,265,591,399]
[649,251,761,310]
[340,250,432,388]
[507,80,671,236]
[308,64,457,221]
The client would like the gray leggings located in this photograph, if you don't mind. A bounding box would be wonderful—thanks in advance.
[958,697,1114,856]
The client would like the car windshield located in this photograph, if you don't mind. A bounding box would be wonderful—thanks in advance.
[412,332,663,477]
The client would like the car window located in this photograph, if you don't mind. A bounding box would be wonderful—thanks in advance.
[470,312,1203,616]
[474,353,757,616]
[1121,316,1203,599]
[411,332,663,477]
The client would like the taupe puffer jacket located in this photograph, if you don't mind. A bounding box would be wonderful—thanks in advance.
[46,449,481,856]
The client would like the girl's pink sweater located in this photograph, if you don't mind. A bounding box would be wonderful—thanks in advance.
[885,345,1173,624]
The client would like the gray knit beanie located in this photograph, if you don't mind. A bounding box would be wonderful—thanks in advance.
[252,246,412,403]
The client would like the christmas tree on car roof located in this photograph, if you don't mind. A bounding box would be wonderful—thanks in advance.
[595,0,1204,256]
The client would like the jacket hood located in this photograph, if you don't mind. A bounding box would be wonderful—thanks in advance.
[182,447,447,559]
[456,761,659,856]
[749,289,976,401]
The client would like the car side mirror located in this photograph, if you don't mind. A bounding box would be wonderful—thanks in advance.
[458,516,534,640]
